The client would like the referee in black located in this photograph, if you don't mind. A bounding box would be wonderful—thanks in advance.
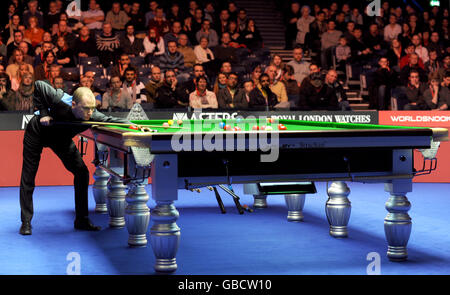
[19,81,129,235]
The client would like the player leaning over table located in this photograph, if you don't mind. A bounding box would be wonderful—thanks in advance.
[19,80,130,235]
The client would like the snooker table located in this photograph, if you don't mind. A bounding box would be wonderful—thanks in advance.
[80,118,448,273]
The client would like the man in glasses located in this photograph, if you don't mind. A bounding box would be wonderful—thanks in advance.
[248,73,278,109]
[19,81,129,235]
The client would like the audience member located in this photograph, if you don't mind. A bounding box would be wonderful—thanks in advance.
[189,75,218,109]
[101,75,133,110]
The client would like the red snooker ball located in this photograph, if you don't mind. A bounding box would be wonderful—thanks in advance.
[234,126,241,131]
[252,125,259,130]
[129,125,139,130]
[278,124,287,130]
[224,124,232,130]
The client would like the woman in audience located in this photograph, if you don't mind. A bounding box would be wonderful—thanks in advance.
[142,27,165,64]
[3,71,34,112]
[213,72,228,96]
[0,72,11,111]
[6,48,33,83]
[240,19,262,51]
[423,72,450,110]
[34,50,56,81]
[189,75,218,109]
[386,39,403,72]
[269,54,284,83]
[55,36,75,67]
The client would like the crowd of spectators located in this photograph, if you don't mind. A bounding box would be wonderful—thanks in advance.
[0,0,448,113]
[283,0,449,110]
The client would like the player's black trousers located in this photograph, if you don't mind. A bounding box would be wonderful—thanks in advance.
[20,119,90,223]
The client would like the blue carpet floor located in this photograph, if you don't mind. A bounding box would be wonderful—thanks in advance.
[0,182,449,275]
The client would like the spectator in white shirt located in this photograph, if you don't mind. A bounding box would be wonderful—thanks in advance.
[189,75,218,109]
[411,34,429,64]
[384,14,402,42]
[194,37,215,64]
[81,0,105,30]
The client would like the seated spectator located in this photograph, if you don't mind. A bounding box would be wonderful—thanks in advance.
[6,48,34,82]
[412,34,429,64]
[215,9,231,38]
[240,19,262,51]
[164,21,184,48]
[343,21,356,44]
[196,19,219,48]
[154,69,187,109]
[34,50,56,81]
[183,16,197,46]
[306,11,327,53]
[180,64,212,102]
[144,66,163,104]
[320,20,342,70]
[428,32,445,58]
[364,23,386,56]
[9,42,34,65]
[101,75,133,110]
[438,56,450,81]
[325,69,351,111]
[294,5,314,50]
[194,37,216,74]
[55,36,75,67]
[23,0,44,29]
[158,41,189,83]
[336,36,352,72]
[177,34,196,69]
[144,1,160,27]
[79,73,102,107]
[167,2,184,24]
[7,30,30,59]
[369,57,398,110]
[398,23,412,49]
[423,72,450,110]
[45,1,61,31]
[281,64,300,104]
[386,39,403,71]
[147,7,170,36]
[52,20,76,48]
[120,24,144,58]
[400,53,428,85]
[441,70,450,90]
[265,65,288,105]
[425,49,443,75]
[213,33,238,65]
[402,70,428,110]
[384,14,402,43]
[110,53,131,78]
[220,61,233,76]
[237,8,249,32]
[142,27,165,64]
[298,71,339,110]
[399,43,425,70]
[226,21,241,45]
[248,73,278,109]
[96,22,121,68]
[269,54,284,83]
[33,41,54,67]
[74,26,97,59]
[127,2,146,32]
[3,71,34,111]
[0,73,11,110]
[52,76,66,92]
[217,72,247,109]
[350,28,373,64]
[250,65,262,87]
[191,8,204,39]
[123,66,147,104]
[241,79,254,106]
[10,63,34,91]
[81,0,105,31]
[24,16,44,49]
[105,2,130,31]
[287,46,310,86]
[213,72,228,96]
[189,76,218,109]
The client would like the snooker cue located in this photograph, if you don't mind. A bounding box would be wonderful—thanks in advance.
[52,121,186,129]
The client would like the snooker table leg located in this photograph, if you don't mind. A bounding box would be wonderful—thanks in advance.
[106,175,127,228]
[253,195,268,209]
[285,194,305,222]
[125,181,150,247]
[92,167,109,214]
[384,180,412,262]
[325,181,351,238]
[150,200,180,272]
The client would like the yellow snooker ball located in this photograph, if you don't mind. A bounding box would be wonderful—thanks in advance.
[167,120,174,126]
